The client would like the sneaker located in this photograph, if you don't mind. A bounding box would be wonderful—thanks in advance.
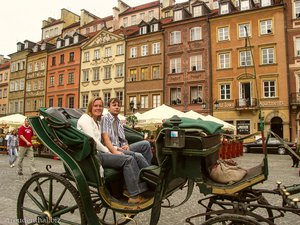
[18,172,23,175]
[12,164,15,167]
[10,165,13,168]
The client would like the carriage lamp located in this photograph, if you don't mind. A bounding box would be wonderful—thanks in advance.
[201,102,207,109]
[214,100,219,109]
[165,115,185,148]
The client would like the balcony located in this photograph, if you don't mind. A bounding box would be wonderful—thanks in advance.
[235,98,258,110]
[290,92,300,105]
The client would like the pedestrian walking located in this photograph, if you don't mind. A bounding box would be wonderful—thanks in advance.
[7,129,18,167]
[16,118,37,175]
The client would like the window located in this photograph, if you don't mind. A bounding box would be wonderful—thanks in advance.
[51,57,56,66]
[239,23,251,38]
[49,98,54,107]
[104,66,111,79]
[34,62,39,71]
[193,6,202,17]
[39,80,44,89]
[129,69,137,81]
[149,10,154,21]
[170,31,181,45]
[170,88,181,105]
[58,97,63,107]
[220,4,229,14]
[240,0,250,10]
[220,84,231,100]
[152,66,160,79]
[50,76,54,86]
[218,26,229,41]
[117,45,123,55]
[219,52,230,69]
[141,68,148,80]
[140,26,147,35]
[153,95,161,108]
[141,45,148,56]
[82,70,89,82]
[295,1,300,18]
[104,92,111,107]
[190,86,203,104]
[260,19,272,35]
[190,27,202,41]
[68,96,75,108]
[131,15,137,25]
[296,37,300,56]
[68,72,74,84]
[152,42,160,54]
[82,94,89,108]
[93,68,100,80]
[105,47,112,57]
[58,74,64,85]
[69,52,75,62]
[84,52,90,62]
[116,91,123,104]
[150,23,158,32]
[174,10,182,21]
[140,13,145,21]
[60,54,64,64]
[94,49,100,60]
[170,58,181,73]
[129,96,137,109]
[33,81,38,90]
[261,0,271,7]
[261,47,274,64]
[240,50,252,66]
[28,64,32,73]
[92,92,99,98]
[41,61,45,70]
[130,47,137,58]
[3,89,7,98]
[141,96,149,108]
[123,17,128,27]
[190,55,202,71]
[116,64,123,77]
[263,80,276,98]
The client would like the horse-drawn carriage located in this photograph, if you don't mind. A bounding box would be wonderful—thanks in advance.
[17,107,300,225]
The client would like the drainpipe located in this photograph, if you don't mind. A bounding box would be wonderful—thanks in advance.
[207,16,213,116]
[283,3,292,141]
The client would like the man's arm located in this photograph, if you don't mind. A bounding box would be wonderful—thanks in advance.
[19,135,31,146]
[101,133,123,154]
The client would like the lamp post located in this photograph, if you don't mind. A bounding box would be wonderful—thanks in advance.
[214,100,219,109]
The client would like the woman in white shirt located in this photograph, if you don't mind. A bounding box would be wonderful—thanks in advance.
[77,97,149,204]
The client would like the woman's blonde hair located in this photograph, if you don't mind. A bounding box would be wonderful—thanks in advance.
[86,97,103,120]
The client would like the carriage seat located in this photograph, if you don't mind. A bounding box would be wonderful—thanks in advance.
[43,107,122,184]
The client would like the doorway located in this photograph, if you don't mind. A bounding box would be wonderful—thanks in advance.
[239,82,251,107]
[270,117,283,138]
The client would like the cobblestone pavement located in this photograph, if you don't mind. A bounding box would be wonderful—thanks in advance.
[0,153,299,225]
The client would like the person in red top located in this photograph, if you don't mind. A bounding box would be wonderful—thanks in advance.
[17,118,37,175]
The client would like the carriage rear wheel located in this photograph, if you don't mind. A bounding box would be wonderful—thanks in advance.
[202,214,260,225]
[17,172,86,225]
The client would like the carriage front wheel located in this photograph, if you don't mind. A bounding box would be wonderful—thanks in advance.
[17,172,86,225]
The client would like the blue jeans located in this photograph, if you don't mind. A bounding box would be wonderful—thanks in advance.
[129,140,153,165]
[99,151,149,197]
[8,147,18,165]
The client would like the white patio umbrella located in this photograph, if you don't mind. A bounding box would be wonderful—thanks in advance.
[0,114,27,126]
[184,110,206,120]
[205,115,236,131]
[137,104,186,122]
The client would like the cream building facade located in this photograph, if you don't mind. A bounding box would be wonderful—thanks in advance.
[80,29,125,113]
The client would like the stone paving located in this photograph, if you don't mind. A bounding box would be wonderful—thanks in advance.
[0,152,299,225]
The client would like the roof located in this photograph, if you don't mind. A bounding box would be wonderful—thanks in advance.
[0,62,10,70]
[63,21,80,30]
[114,26,139,36]
[120,1,160,16]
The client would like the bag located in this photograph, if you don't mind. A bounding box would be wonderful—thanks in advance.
[209,159,247,184]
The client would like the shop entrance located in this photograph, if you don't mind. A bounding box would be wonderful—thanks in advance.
[270,117,283,138]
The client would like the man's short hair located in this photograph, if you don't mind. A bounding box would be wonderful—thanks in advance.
[108,98,121,107]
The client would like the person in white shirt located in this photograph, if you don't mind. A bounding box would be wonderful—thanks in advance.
[77,97,149,204]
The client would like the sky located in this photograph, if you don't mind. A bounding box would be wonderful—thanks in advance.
[0,0,185,59]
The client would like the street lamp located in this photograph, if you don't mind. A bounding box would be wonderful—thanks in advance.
[214,100,219,109]
[201,102,207,109]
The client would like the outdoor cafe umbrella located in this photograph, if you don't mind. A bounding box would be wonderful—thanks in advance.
[0,114,27,126]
